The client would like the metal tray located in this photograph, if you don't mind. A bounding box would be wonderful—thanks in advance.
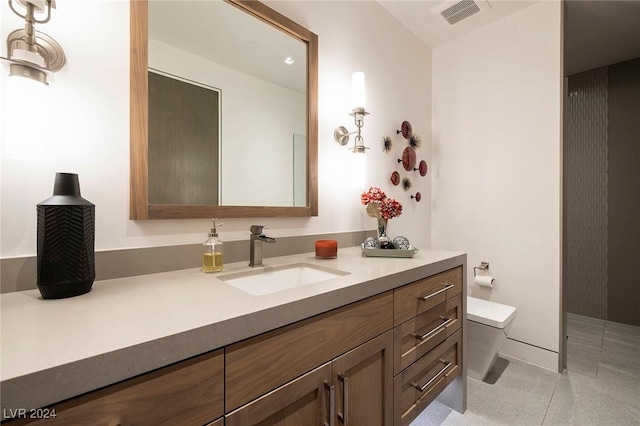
[360,244,419,258]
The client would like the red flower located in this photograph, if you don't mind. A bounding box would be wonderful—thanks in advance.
[379,197,403,220]
[361,187,402,220]
[361,187,386,205]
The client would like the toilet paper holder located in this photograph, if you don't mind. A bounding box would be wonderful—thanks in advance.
[473,262,489,277]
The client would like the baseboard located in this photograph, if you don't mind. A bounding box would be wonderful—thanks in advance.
[500,337,559,373]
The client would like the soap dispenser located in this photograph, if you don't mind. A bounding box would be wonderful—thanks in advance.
[203,219,223,273]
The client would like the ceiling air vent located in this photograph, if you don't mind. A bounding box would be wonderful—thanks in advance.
[432,0,491,26]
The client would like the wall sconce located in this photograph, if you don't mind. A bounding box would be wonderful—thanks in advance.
[335,72,369,188]
[1,0,66,85]
[334,72,370,153]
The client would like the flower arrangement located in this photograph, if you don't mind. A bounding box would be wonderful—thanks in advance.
[379,197,403,220]
[361,187,403,220]
[361,186,386,205]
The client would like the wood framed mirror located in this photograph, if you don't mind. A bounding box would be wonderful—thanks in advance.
[130,0,318,219]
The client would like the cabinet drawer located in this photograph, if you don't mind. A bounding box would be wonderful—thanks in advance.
[393,329,462,426]
[394,294,462,374]
[17,350,224,426]
[226,291,394,412]
[226,363,333,426]
[394,267,462,325]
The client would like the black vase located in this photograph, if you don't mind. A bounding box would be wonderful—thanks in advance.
[37,173,95,299]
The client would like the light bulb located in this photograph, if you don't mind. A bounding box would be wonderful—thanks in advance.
[352,151,366,189]
[2,73,48,161]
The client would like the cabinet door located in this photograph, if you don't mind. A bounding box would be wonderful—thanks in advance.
[331,331,393,426]
[226,291,393,411]
[226,363,333,426]
[15,350,224,426]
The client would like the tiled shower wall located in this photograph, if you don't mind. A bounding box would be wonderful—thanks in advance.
[564,67,608,319]
[607,58,640,326]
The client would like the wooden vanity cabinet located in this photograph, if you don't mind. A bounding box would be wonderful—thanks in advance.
[225,268,464,426]
[225,291,393,412]
[225,293,395,426]
[13,350,224,426]
[392,267,464,426]
[8,264,464,426]
[227,331,394,426]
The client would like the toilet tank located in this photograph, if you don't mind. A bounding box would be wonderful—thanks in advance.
[467,297,517,329]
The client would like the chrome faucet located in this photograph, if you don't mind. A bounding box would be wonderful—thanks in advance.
[249,225,277,267]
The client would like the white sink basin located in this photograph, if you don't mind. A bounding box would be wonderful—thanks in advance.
[220,263,349,296]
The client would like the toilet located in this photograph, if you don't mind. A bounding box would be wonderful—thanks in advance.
[466,296,517,380]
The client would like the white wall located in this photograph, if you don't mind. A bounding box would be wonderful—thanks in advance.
[0,1,432,257]
[431,1,562,370]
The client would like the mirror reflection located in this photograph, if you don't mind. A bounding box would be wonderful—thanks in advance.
[148,0,308,207]
[148,70,221,205]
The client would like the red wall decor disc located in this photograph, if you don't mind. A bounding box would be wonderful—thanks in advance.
[400,121,413,139]
[390,171,400,186]
[401,147,416,171]
[417,160,428,176]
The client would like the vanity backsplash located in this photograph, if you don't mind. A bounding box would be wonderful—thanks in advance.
[0,230,374,294]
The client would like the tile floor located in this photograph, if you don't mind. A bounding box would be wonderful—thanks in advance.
[411,313,640,425]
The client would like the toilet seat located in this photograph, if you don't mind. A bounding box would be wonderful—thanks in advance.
[467,297,516,329]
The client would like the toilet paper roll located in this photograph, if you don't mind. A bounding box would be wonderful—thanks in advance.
[475,275,494,288]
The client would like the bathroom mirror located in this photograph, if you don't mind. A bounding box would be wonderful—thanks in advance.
[130,0,318,219]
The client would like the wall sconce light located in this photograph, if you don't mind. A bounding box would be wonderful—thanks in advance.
[334,72,369,188]
[1,0,66,85]
[334,71,370,153]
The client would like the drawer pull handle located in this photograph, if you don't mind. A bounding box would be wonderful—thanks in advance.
[418,284,455,301]
[411,360,453,392]
[412,317,454,341]
[324,381,335,426]
[338,373,349,425]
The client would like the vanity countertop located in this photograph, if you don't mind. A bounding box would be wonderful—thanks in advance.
[1,246,465,413]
